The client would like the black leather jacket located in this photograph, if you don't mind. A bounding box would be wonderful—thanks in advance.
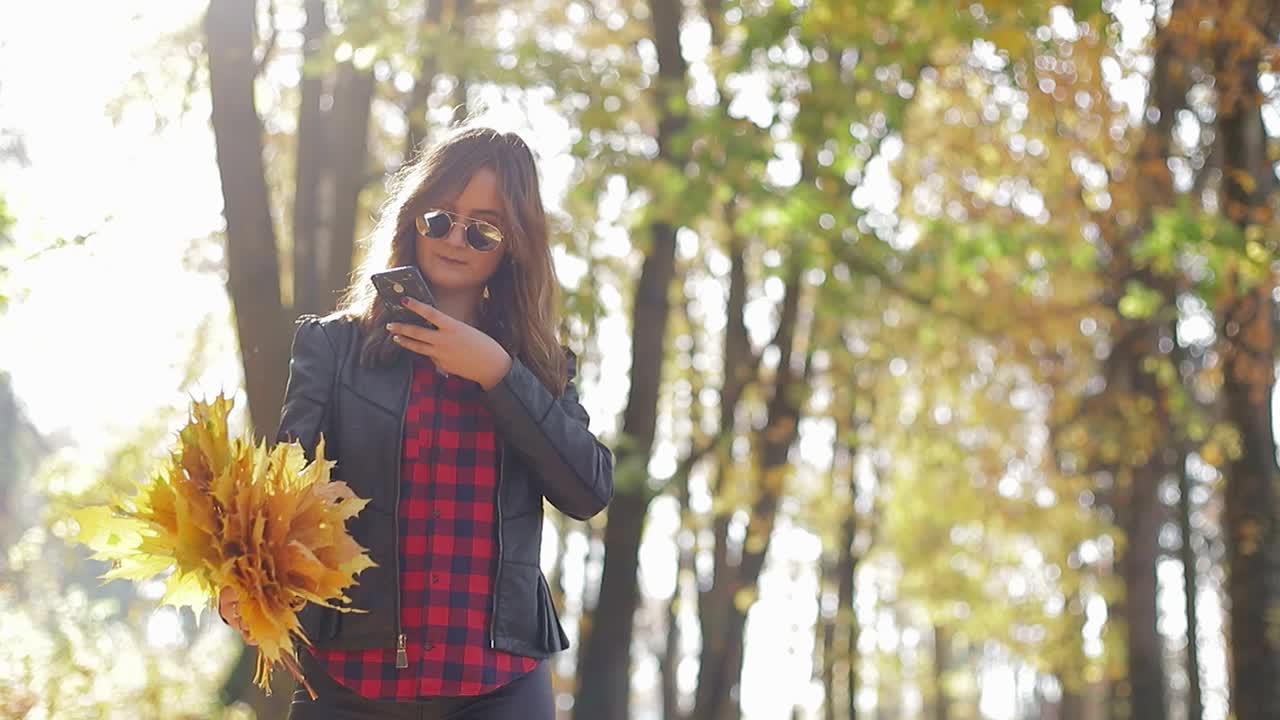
[277,313,613,659]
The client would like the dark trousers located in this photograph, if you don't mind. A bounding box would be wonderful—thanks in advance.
[287,651,555,720]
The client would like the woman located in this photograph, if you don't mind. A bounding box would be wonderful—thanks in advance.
[218,125,614,719]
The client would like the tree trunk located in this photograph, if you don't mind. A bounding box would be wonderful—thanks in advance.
[1124,461,1168,720]
[815,427,861,720]
[1103,5,1191,716]
[695,505,735,720]
[694,262,808,720]
[675,235,752,720]
[660,287,714,720]
[575,492,647,719]
[816,555,836,720]
[695,594,749,720]
[400,0,471,151]
[205,0,289,441]
[205,2,294,714]
[1093,308,1174,720]
[1215,5,1280,713]
[572,520,601,672]
[291,0,327,316]
[291,0,373,317]
[206,0,375,712]
[1177,449,1204,720]
[403,0,444,160]
[1168,312,1207,720]
[1218,283,1280,719]
[324,59,374,302]
[659,558,684,720]
[0,373,48,550]
[836,446,859,720]
[661,464,694,720]
[1105,324,1170,720]
[572,1,687,717]
[0,375,14,540]
[449,0,472,120]
[931,624,951,720]
[1058,677,1085,720]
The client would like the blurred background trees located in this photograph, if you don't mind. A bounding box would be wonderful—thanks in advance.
[1,0,1277,718]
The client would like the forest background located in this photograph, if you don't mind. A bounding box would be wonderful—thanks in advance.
[0,1,1278,719]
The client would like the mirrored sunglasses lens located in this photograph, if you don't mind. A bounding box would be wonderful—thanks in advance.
[423,211,452,238]
[466,223,503,251]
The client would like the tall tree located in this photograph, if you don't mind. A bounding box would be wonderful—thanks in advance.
[1176,448,1204,720]
[1212,2,1280,717]
[930,624,952,720]
[205,0,291,442]
[1090,5,1195,715]
[291,0,375,317]
[402,0,445,160]
[694,259,811,720]
[205,0,379,711]
[1170,314,1209,720]
[0,372,51,550]
[813,410,866,720]
[572,0,689,716]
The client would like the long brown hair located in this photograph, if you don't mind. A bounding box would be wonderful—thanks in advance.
[335,125,568,394]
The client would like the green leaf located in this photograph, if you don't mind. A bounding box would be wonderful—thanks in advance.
[1117,281,1165,320]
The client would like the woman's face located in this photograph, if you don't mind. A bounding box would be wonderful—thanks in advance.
[414,167,509,295]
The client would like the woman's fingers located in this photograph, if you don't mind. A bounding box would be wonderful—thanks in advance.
[390,332,435,359]
[386,322,436,344]
[227,606,257,645]
[218,586,236,620]
[217,587,256,645]
[400,297,448,327]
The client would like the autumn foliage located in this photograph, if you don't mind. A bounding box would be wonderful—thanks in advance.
[69,393,375,694]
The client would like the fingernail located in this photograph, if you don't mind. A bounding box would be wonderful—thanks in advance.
[385,323,393,331]
[400,297,411,305]
[392,335,401,343]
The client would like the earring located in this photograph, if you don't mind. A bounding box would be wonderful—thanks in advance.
[482,285,491,300]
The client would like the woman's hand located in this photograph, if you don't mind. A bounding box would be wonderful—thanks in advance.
[218,586,257,645]
[386,298,513,390]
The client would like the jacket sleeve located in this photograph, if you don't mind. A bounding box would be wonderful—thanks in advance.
[483,348,614,521]
[274,316,337,460]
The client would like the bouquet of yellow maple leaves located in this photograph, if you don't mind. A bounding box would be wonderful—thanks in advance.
[70,392,375,698]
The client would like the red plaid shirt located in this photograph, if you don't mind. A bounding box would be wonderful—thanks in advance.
[308,354,540,698]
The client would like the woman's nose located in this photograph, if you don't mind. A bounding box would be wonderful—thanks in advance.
[441,221,469,249]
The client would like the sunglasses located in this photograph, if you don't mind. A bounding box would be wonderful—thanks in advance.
[414,209,505,252]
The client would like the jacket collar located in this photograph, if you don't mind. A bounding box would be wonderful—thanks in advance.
[345,347,412,417]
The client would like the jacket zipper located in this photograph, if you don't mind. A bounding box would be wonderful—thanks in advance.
[394,355,411,668]
[396,632,407,669]
[490,439,504,650]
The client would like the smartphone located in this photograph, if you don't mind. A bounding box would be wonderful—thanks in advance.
[371,265,438,329]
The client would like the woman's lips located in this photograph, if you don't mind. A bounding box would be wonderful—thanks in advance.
[438,255,467,266]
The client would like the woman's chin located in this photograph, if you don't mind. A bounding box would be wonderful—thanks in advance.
[422,270,482,294]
